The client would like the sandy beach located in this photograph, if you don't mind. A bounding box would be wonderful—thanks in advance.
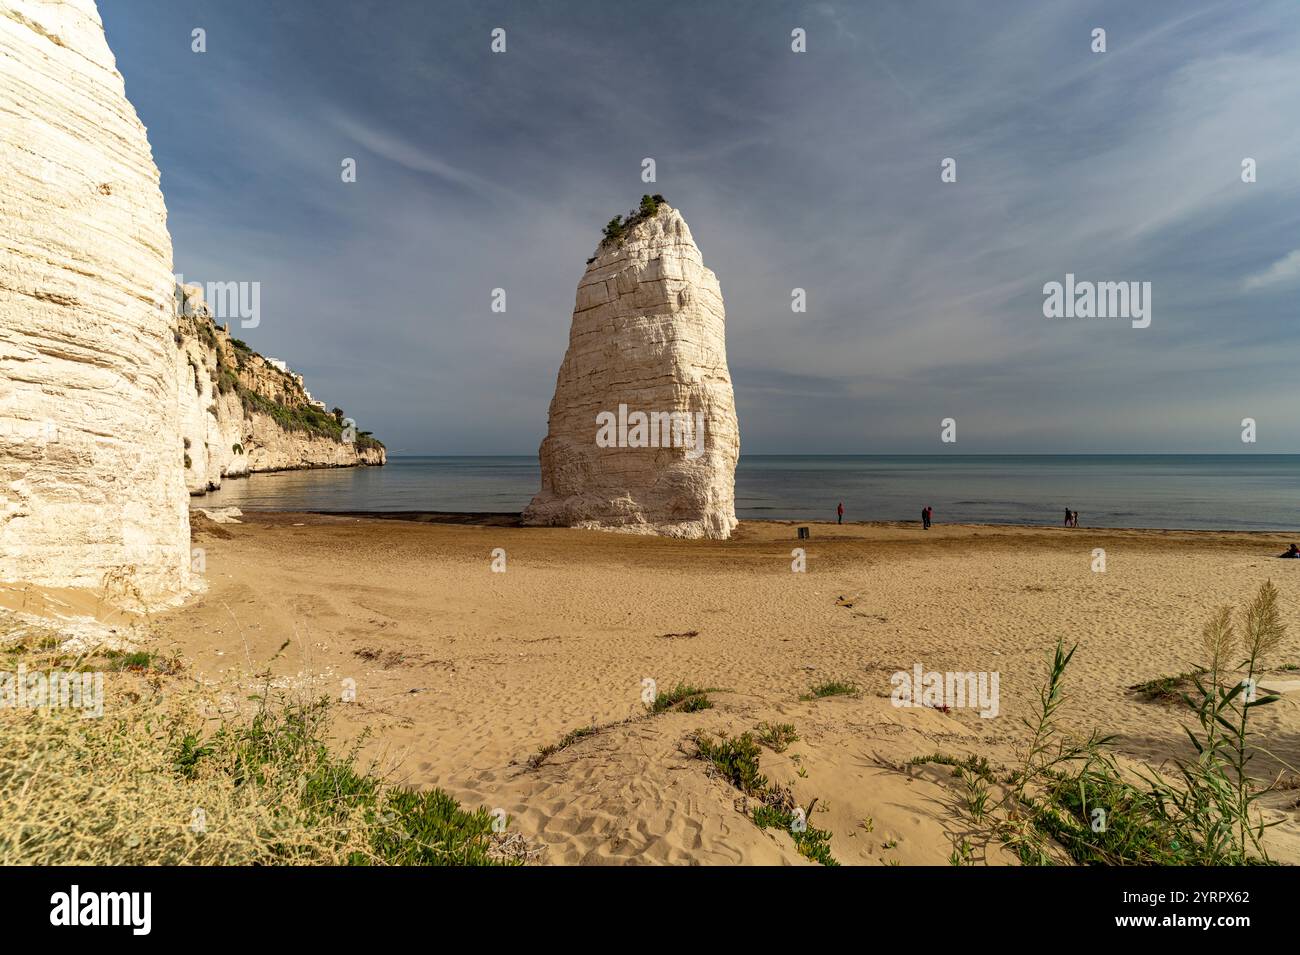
[8,0,1300,929]
[111,512,1300,865]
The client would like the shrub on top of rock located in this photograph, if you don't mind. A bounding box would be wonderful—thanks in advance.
[600,194,667,248]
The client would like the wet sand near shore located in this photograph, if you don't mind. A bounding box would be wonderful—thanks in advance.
[142,513,1300,864]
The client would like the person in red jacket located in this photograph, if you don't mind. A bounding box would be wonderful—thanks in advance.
[837,502,844,525]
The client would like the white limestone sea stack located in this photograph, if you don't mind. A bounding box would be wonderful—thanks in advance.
[0,0,189,599]
[523,200,739,539]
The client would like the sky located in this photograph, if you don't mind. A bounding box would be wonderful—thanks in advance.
[101,0,1300,454]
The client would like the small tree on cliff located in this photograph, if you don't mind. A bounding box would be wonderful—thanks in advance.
[602,216,626,244]
[601,196,667,248]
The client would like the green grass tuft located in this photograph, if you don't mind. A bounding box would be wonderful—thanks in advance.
[208,697,511,865]
[909,752,997,784]
[800,679,858,701]
[693,731,838,865]
[1129,670,1205,704]
[755,721,799,753]
[650,683,717,714]
[528,724,599,769]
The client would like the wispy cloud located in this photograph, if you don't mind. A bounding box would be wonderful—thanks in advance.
[102,0,1300,453]
[1243,249,1300,292]
[325,111,515,202]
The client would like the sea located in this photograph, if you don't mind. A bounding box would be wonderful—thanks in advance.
[196,454,1299,532]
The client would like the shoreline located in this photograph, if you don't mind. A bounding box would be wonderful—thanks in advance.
[192,453,1300,534]
[239,508,1300,540]
[187,459,386,499]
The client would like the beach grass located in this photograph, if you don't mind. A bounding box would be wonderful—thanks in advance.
[909,752,997,784]
[924,581,1287,866]
[527,681,721,769]
[0,635,513,866]
[527,724,601,769]
[692,730,838,865]
[649,682,717,714]
[1129,669,1205,705]
[755,721,799,753]
[800,679,858,700]
[102,648,185,674]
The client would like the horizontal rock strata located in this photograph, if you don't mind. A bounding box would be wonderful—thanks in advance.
[523,202,739,539]
[0,0,189,599]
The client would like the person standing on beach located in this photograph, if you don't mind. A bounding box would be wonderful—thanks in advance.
[922,506,931,530]
[837,502,843,525]
[1064,508,1072,527]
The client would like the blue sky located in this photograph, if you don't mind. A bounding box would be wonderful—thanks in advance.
[102,1,1300,453]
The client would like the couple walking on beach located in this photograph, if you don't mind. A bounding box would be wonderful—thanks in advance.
[1064,508,1080,527]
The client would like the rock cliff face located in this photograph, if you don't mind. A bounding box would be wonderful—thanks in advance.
[0,0,189,599]
[175,285,385,496]
[523,201,739,539]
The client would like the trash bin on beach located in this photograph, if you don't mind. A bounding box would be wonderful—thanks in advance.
[797,526,810,539]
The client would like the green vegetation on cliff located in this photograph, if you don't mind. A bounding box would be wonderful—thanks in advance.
[236,385,385,451]
[601,193,666,247]
[183,311,385,453]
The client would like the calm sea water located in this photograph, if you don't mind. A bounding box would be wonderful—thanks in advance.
[197,455,1299,531]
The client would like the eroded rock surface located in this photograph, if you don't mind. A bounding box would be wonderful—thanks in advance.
[524,203,739,539]
[0,0,189,599]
